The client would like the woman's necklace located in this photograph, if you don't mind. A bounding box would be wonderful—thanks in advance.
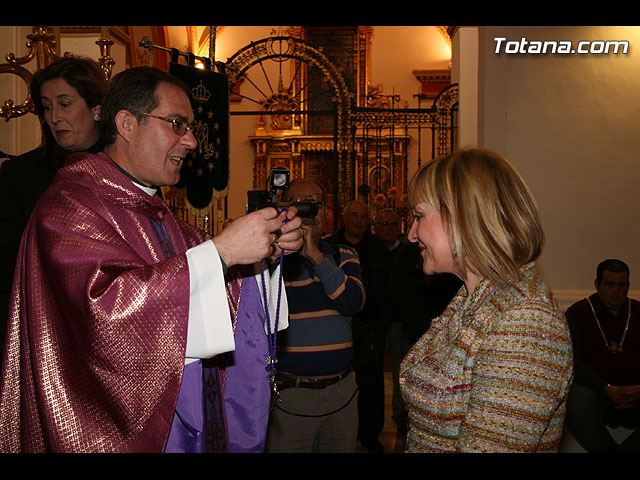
[586,297,630,353]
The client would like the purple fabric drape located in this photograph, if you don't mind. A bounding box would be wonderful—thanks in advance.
[165,270,272,453]
[165,359,229,453]
[165,361,205,452]
[224,273,272,453]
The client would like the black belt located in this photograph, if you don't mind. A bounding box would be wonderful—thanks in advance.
[275,369,351,391]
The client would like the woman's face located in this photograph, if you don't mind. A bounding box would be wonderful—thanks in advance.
[408,201,459,277]
[40,77,100,151]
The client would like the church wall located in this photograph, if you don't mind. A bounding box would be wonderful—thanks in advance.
[476,25,640,305]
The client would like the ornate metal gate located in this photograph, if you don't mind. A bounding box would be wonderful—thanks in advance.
[222,33,458,230]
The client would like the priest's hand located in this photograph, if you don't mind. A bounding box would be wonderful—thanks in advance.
[266,206,303,263]
[213,207,302,267]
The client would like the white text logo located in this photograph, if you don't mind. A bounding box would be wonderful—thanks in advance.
[494,37,629,55]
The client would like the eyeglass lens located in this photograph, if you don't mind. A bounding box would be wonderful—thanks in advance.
[292,194,322,203]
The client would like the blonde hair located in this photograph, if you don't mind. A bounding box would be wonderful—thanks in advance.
[408,148,544,284]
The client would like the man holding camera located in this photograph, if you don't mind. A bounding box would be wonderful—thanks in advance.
[265,178,365,453]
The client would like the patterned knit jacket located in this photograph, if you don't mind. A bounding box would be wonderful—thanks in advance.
[400,264,573,453]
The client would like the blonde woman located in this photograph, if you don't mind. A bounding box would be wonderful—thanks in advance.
[399,148,573,453]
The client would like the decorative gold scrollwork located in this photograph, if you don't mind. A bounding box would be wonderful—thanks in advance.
[1,26,116,122]
[0,26,61,122]
[191,118,218,160]
[0,63,34,122]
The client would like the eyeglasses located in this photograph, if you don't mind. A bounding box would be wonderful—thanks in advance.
[141,112,195,136]
[290,193,323,205]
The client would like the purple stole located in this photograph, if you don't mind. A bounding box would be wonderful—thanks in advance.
[221,266,272,453]
[164,260,272,453]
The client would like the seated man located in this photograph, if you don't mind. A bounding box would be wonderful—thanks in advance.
[565,259,640,452]
[265,178,365,453]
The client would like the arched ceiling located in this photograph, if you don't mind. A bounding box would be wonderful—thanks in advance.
[163,26,451,63]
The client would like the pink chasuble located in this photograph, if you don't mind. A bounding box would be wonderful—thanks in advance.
[0,152,214,452]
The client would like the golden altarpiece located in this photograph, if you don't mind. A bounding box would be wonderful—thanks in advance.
[1,26,458,236]
[223,26,458,233]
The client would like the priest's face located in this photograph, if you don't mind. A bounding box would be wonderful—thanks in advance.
[129,82,197,187]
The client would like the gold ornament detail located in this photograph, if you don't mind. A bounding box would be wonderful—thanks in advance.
[191,118,218,160]
[192,80,212,103]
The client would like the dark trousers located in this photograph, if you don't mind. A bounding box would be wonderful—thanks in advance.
[354,362,385,448]
[566,382,640,452]
[353,324,387,451]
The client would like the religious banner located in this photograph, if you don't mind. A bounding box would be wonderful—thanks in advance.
[168,61,230,210]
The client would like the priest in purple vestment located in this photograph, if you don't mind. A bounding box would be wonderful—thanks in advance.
[0,67,302,453]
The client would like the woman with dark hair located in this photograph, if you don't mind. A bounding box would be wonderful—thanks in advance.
[30,55,106,153]
[0,56,108,349]
[399,148,573,452]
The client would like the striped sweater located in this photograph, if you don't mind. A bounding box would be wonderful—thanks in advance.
[277,240,366,376]
[399,264,573,453]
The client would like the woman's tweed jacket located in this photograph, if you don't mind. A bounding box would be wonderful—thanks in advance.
[400,264,573,452]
